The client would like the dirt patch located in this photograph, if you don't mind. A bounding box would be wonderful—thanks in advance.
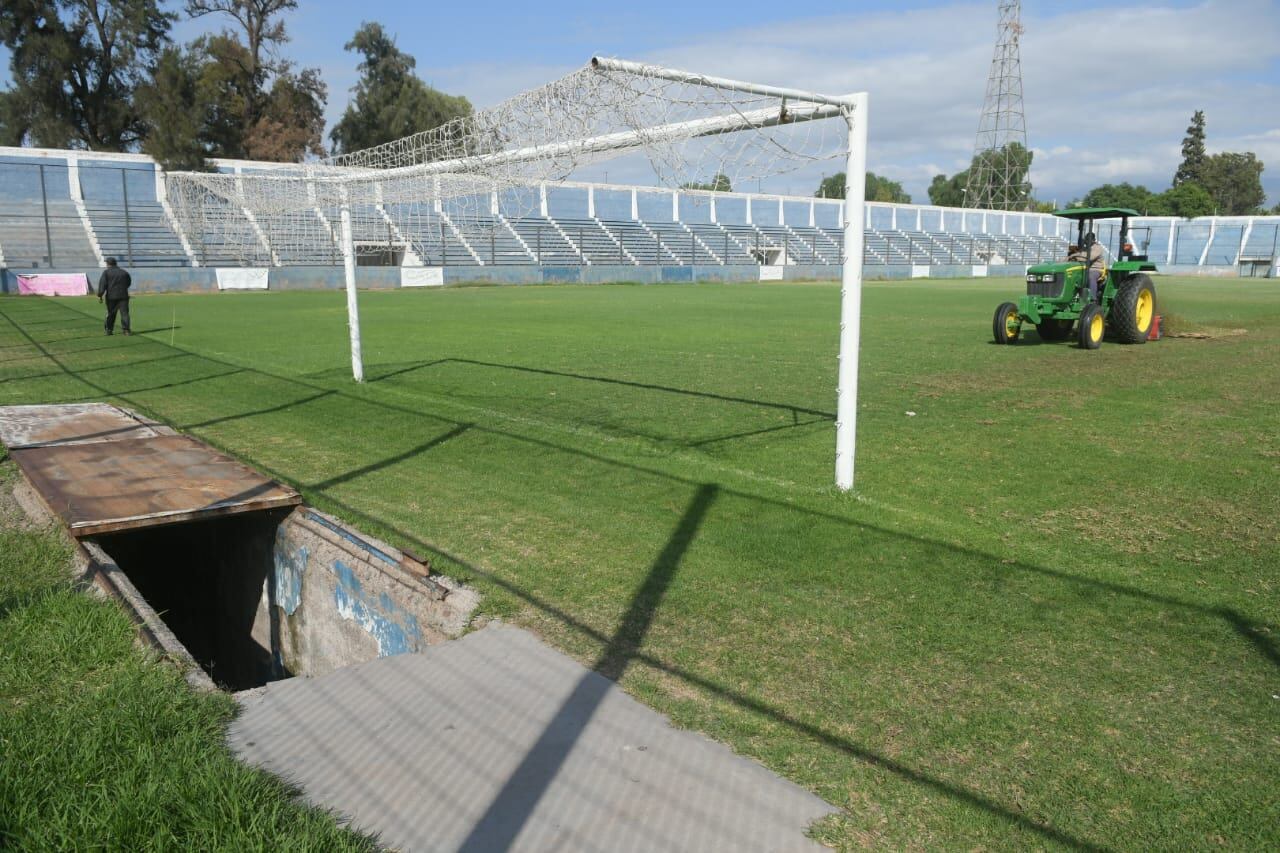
[1164,328,1248,340]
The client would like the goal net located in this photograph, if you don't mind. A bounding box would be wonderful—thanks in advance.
[166,57,869,489]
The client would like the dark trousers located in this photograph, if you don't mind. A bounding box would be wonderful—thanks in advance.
[1087,269,1101,302]
[105,298,130,333]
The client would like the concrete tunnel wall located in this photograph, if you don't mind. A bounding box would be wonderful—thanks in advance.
[256,507,478,680]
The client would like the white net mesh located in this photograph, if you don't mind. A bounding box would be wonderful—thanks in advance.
[167,59,851,267]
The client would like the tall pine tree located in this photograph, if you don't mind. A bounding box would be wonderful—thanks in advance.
[330,22,471,155]
[0,0,174,150]
[1173,110,1206,187]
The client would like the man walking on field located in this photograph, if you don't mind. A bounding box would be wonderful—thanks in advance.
[97,257,132,336]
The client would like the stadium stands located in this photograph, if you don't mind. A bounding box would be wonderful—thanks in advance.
[2,148,1276,274]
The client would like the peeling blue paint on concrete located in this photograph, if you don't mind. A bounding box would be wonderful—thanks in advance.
[272,542,307,615]
[332,560,422,657]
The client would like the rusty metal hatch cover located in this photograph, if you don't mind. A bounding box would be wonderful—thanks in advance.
[9,434,301,537]
[0,403,168,449]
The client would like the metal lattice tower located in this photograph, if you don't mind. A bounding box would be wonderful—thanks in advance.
[965,1,1032,210]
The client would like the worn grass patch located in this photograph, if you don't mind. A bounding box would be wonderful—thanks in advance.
[1,276,1277,849]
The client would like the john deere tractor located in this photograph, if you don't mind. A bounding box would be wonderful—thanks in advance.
[993,207,1158,349]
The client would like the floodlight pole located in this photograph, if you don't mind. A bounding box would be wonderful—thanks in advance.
[339,195,365,382]
[836,93,869,492]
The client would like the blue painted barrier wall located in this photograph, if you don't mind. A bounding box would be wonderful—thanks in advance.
[7,261,1233,296]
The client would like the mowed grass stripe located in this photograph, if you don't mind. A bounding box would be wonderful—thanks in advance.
[1,277,1277,849]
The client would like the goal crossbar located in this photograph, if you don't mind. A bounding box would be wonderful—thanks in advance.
[171,57,870,491]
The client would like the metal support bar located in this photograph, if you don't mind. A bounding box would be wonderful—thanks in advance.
[38,164,54,267]
[121,170,134,265]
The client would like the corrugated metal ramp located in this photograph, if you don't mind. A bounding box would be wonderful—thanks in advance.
[230,625,836,852]
[0,403,300,536]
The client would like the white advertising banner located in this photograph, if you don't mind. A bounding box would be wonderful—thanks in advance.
[910,264,930,279]
[971,264,989,277]
[402,267,445,287]
[759,265,785,281]
[216,268,269,290]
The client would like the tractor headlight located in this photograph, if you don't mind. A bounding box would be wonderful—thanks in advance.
[1041,274,1054,282]
[1026,274,1036,282]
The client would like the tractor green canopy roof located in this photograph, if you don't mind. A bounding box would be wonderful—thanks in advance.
[1053,207,1142,220]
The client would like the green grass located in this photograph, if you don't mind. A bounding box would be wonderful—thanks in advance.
[0,468,375,849]
[1,276,1277,849]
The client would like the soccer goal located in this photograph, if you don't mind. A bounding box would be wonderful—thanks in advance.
[166,58,869,490]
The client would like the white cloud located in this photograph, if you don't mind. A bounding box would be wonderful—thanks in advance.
[413,0,1280,204]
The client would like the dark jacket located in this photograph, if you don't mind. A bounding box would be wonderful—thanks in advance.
[97,266,132,300]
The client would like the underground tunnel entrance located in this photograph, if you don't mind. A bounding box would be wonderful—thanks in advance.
[2,404,477,694]
[92,509,294,691]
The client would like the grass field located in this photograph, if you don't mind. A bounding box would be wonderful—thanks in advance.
[1,276,1277,849]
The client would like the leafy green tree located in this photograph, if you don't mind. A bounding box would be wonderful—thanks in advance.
[243,66,327,161]
[815,172,911,203]
[965,142,1034,209]
[866,172,910,203]
[681,173,732,192]
[0,0,174,149]
[1076,182,1155,212]
[927,169,969,207]
[1173,110,1206,187]
[191,34,255,159]
[1198,152,1266,215]
[1149,182,1215,218]
[184,0,326,161]
[0,89,27,145]
[136,47,208,170]
[815,173,843,199]
[927,144,1033,208]
[330,22,472,155]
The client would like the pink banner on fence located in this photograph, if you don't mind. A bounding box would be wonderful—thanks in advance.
[16,273,90,296]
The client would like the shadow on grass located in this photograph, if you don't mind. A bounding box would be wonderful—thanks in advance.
[3,294,1274,851]
[365,356,835,420]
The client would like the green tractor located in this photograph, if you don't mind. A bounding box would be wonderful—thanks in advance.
[993,207,1158,349]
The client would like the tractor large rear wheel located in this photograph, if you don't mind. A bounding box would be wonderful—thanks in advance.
[993,302,1021,344]
[1109,274,1157,343]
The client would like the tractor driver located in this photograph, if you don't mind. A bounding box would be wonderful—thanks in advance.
[1081,231,1105,303]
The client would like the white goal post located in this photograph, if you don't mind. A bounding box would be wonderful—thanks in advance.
[168,57,869,490]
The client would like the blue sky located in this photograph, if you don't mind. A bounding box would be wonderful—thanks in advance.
[5,0,1280,205]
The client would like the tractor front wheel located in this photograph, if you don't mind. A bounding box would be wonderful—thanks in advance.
[1109,274,1157,343]
[993,302,1021,345]
[1036,318,1073,341]
[1078,303,1105,350]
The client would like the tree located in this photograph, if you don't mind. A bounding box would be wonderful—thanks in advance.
[329,22,471,155]
[815,173,842,199]
[866,172,910,204]
[0,89,27,145]
[926,143,1033,209]
[1198,152,1266,215]
[243,66,326,161]
[815,172,909,203]
[928,169,969,207]
[1076,182,1155,212]
[185,0,326,161]
[681,173,732,192]
[1173,110,1206,187]
[1149,182,1215,218]
[965,142,1034,209]
[136,47,208,170]
[0,0,174,150]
